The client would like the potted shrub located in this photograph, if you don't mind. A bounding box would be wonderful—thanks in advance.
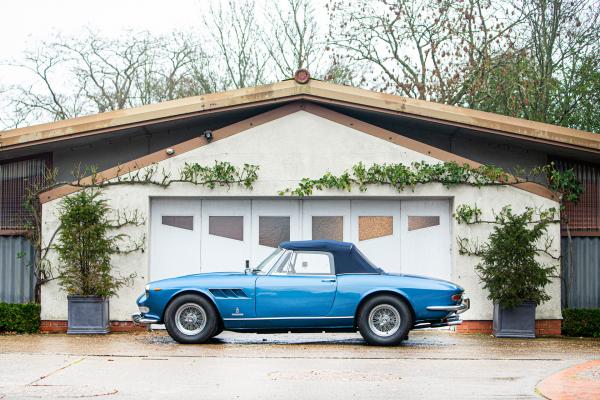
[475,207,556,338]
[55,189,133,334]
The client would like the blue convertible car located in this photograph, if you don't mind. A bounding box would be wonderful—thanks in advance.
[132,240,469,346]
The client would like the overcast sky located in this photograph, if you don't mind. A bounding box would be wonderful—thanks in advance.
[0,0,206,60]
[1,0,309,127]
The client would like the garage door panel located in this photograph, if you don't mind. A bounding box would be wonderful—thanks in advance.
[150,198,201,281]
[251,200,301,267]
[400,200,451,280]
[351,200,401,273]
[201,200,251,272]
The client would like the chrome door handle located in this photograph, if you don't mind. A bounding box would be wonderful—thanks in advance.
[321,279,336,283]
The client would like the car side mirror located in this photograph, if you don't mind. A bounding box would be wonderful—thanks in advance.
[244,259,251,274]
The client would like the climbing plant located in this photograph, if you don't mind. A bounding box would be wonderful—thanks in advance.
[279,161,582,204]
[64,160,259,190]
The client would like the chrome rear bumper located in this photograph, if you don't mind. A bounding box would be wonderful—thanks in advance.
[131,312,160,325]
[426,297,470,314]
[413,298,470,330]
[413,317,463,329]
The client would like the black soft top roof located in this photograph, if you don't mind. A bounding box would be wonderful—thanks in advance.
[280,240,382,274]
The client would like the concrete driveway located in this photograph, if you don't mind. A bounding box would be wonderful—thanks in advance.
[0,330,599,399]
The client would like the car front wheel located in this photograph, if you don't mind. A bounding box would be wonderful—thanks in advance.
[165,294,218,344]
[358,295,412,346]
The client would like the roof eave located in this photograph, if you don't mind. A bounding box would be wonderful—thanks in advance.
[2,78,598,153]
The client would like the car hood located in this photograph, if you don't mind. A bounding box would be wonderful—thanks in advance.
[148,271,249,287]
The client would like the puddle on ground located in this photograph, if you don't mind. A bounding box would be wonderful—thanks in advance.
[138,331,451,348]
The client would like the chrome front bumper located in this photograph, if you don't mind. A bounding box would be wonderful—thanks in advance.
[131,312,160,325]
[426,297,470,314]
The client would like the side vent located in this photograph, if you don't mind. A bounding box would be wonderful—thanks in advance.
[209,288,249,299]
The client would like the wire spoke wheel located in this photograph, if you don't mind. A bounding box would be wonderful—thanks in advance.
[368,304,401,337]
[174,303,207,336]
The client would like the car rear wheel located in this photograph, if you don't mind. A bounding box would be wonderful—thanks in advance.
[165,294,218,344]
[358,295,412,346]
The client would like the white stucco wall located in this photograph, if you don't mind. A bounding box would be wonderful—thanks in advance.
[40,110,561,321]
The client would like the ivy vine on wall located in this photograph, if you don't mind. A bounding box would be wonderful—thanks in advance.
[64,160,260,190]
[278,161,582,204]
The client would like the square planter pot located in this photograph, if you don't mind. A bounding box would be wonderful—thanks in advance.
[67,296,110,334]
[493,301,536,338]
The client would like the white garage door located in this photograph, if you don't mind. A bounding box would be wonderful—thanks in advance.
[150,198,451,281]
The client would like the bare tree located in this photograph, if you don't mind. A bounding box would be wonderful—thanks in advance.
[3,31,218,127]
[264,0,323,78]
[205,0,269,89]
[6,44,87,125]
[328,0,522,104]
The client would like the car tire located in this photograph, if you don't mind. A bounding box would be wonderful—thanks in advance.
[212,325,224,338]
[357,295,412,346]
[164,294,218,344]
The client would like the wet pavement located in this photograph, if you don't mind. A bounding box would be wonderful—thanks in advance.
[0,330,599,399]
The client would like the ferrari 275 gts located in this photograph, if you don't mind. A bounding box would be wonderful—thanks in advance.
[132,240,469,346]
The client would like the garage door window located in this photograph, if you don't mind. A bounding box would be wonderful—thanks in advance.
[312,216,343,241]
[259,216,290,248]
[209,216,244,240]
[162,215,194,230]
[359,216,393,240]
[408,216,440,231]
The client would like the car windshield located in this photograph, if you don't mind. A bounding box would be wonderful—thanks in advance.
[252,248,286,275]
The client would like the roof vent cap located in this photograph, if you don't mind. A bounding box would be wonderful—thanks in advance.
[294,69,310,84]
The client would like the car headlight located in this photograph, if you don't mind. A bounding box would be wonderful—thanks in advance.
[139,306,150,313]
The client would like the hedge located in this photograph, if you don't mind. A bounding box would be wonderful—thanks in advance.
[562,309,600,338]
[0,303,41,333]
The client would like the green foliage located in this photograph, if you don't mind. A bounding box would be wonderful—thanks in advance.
[280,161,509,196]
[454,204,483,225]
[179,161,259,189]
[562,309,600,338]
[541,163,583,204]
[55,189,135,297]
[0,303,41,333]
[555,55,600,133]
[468,207,557,309]
[280,161,582,203]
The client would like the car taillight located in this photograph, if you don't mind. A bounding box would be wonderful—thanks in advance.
[451,293,463,302]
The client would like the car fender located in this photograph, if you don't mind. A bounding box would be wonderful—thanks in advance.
[356,287,416,318]
[163,287,222,320]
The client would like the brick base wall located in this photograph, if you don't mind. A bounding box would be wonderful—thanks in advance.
[40,320,146,333]
[41,319,561,335]
[456,320,561,336]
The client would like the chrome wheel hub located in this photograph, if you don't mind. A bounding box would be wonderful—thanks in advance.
[174,303,207,336]
[368,304,401,337]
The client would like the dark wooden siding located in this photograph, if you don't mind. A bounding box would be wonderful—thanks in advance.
[0,155,50,231]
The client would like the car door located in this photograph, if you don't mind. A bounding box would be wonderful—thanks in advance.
[255,251,337,317]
